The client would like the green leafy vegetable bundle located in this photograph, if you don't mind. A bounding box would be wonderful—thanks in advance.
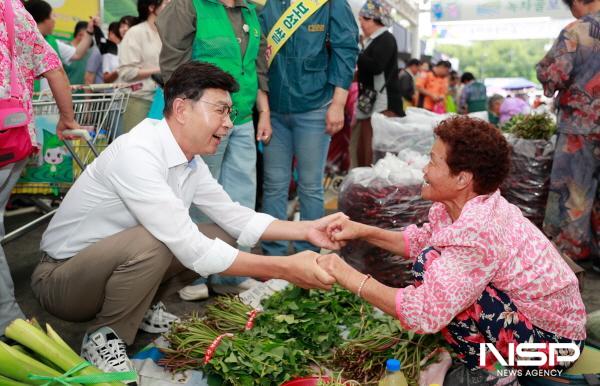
[502,113,556,140]
[332,316,443,384]
[161,285,445,385]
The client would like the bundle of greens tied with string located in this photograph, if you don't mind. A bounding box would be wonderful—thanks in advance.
[502,113,556,140]
[160,285,446,386]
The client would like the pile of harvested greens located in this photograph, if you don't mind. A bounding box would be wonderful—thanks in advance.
[161,285,445,385]
[502,113,556,140]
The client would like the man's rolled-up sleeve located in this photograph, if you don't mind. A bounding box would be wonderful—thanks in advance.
[105,148,240,277]
[237,212,276,247]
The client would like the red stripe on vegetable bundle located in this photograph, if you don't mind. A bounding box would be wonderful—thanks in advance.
[245,309,259,330]
[204,333,234,365]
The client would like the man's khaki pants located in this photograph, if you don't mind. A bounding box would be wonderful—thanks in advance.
[31,224,235,345]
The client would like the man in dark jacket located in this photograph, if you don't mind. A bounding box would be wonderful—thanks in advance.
[398,58,421,108]
[259,0,359,256]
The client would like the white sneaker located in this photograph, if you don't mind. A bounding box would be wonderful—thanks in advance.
[210,278,261,295]
[178,282,210,301]
[81,327,135,376]
[139,301,179,333]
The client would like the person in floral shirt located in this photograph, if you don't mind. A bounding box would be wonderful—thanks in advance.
[0,0,79,336]
[318,117,586,385]
[537,0,600,270]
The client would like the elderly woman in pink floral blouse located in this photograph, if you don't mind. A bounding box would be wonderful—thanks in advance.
[319,116,586,384]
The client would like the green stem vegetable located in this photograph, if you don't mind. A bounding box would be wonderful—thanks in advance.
[5,319,124,386]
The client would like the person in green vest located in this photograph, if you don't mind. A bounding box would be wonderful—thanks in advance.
[64,21,94,86]
[23,0,96,90]
[459,72,488,114]
[156,0,272,297]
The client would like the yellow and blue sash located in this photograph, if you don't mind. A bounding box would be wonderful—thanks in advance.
[266,0,329,66]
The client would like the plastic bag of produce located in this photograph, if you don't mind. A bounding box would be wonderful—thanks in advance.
[500,117,556,228]
[371,108,489,163]
[338,153,432,287]
[371,111,437,163]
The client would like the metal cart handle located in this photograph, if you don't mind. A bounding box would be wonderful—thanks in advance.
[62,129,99,170]
[62,129,92,141]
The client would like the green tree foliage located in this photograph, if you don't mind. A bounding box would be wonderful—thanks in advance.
[104,0,138,24]
[437,39,554,82]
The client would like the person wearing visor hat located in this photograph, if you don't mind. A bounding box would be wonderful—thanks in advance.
[355,0,404,166]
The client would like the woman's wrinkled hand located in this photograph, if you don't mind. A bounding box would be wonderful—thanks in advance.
[306,212,349,250]
[315,253,352,282]
[326,216,364,243]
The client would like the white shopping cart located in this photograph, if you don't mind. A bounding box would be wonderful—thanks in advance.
[2,84,133,244]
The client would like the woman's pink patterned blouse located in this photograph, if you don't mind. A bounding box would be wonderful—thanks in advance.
[0,0,61,148]
[396,190,586,340]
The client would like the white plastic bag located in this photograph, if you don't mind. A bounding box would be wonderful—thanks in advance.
[371,108,490,162]
[371,111,437,162]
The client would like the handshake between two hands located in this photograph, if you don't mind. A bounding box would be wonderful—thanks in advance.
[286,213,365,291]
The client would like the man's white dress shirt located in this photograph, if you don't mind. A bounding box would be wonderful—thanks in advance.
[41,118,275,276]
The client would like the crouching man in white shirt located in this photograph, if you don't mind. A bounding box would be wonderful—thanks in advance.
[32,61,344,374]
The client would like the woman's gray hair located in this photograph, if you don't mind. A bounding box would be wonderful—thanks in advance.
[488,94,504,109]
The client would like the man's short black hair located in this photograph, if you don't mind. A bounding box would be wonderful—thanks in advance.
[163,61,239,117]
[407,58,421,67]
[108,22,121,38]
[24,0,52,24]
[461,72,476,83]
[73,21,88,37]
[137,0,164,22]
[436,60,452,69]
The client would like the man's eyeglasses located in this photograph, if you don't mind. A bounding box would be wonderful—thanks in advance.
[198,99,238,123]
